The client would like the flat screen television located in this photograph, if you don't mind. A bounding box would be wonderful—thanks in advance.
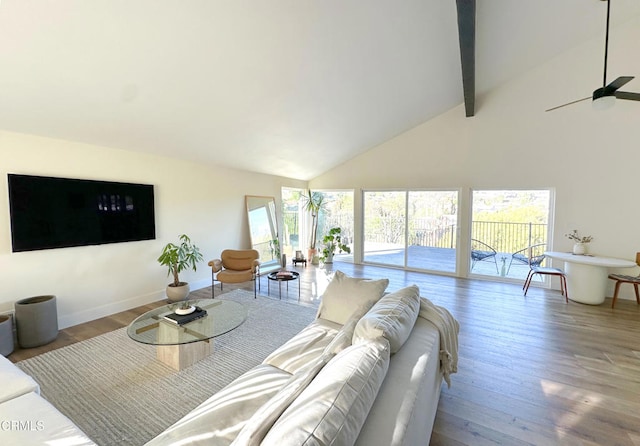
[8,174,156,252]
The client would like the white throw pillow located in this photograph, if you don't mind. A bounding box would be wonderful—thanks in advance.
[260,339,391,446]
[317,270,389,325]
[353,284,420,353]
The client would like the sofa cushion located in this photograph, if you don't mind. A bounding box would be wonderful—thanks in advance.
[317,271,389,325]
[0,355,40,403]
[260,339,391,446]
[263,318,341,375]
[233,309,363,444]
[216,269,254,283]
[353,285,421,353]
[355,317,442,446]
[231,353,333,446]
[322,309,360,356]
[145,364,291,446]
[0,391,96,445]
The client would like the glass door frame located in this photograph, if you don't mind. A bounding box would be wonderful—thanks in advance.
[467,188,555,284]
[361,188,461,276]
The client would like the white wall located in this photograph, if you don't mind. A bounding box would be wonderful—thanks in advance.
[0,131,305,327]
[311,18,640,297]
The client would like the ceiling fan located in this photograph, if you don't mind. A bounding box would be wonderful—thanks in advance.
[546,0,640,112]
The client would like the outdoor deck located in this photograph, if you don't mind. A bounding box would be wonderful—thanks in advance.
[338,245,545,283]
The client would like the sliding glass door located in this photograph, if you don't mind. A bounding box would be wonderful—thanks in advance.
[406,191,458,272]
[363,191,406,267]
[281,188,354,263]
[363,190,458,273]
[470,189,551,281]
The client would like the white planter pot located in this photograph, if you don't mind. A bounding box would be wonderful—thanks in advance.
[166,283,190,302]
[573,243,588,255]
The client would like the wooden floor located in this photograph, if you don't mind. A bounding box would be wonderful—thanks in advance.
[8,262,640,445]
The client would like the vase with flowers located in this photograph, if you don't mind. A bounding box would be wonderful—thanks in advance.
[565,230,593,255]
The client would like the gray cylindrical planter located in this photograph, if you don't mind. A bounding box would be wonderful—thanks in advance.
[15,295,58,348]
[0,315,14,356]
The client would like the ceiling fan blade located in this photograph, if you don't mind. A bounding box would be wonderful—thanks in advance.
[550,2,639,112]
[606,76,634,92]
[545,96,591,112]
[615,91,640,101]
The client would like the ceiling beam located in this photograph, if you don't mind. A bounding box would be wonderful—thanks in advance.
[455,0,476,117]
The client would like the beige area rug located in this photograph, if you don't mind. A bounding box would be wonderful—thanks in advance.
[16,290,317,446]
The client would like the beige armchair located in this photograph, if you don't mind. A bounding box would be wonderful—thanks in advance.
[208,249,260,298]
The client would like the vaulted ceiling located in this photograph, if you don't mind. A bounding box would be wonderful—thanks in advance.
[1,0,639,180]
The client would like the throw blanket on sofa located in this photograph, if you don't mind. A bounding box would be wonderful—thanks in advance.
[418,297,460,388]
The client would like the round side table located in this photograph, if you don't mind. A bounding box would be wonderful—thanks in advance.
[267,271,301,300]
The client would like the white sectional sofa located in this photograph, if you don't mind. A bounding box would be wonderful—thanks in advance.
[0,271,459,445]
[147,271,460,446]
[0,353,96,445]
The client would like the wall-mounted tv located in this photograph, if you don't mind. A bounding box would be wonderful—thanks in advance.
[8,174,156,252]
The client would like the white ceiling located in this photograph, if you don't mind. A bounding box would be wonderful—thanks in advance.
[1,0,639,180]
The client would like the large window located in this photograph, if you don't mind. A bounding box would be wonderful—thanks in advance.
[470,189,552,281]
[317,191,354,263]
[281,188,354,263]
[281,188,302,259]
[363,191,406,267]
[363,190,459,273]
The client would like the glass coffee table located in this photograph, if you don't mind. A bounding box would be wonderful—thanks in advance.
[127,299,247,370]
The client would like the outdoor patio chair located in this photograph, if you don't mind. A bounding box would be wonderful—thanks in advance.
[470,239,499,273]
[507,243,546,275]
[607,252,640,308]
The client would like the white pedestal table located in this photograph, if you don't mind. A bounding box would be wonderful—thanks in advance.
[544,251,636,305]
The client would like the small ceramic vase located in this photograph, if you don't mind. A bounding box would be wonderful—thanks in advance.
[573,242,588,255]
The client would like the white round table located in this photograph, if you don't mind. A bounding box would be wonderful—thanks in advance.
[544,251,637,304]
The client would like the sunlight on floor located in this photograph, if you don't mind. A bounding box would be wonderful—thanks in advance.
[540,378,604,441]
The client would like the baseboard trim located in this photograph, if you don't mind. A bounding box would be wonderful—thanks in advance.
[58,279,212,329]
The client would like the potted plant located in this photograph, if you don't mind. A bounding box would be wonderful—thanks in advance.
[320,227,351,264]
[157,234,204,303]
[301,190,325,264]
[565,229,593,255]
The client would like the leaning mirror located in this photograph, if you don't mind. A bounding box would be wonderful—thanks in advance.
[246,195,280,273]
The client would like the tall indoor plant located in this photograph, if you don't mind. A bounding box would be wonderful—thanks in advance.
[301,190,325,264]
[157,234,204,302]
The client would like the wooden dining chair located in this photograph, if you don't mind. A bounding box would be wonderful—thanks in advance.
[608,252,640,308]
[523,254,568,303]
